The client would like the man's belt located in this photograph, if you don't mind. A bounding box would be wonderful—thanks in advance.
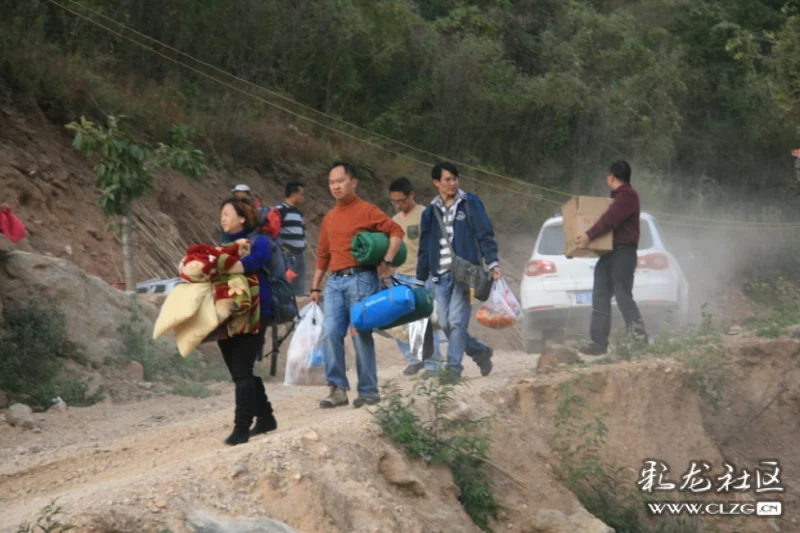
[331,265,376,277]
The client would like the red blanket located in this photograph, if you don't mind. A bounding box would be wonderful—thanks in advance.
[178,240,261,335]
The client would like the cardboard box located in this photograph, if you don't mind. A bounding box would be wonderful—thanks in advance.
[561,196,613,258]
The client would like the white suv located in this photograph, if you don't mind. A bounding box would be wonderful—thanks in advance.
[519,212,689,353]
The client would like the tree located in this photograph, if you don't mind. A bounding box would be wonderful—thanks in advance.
[65,116,206,291]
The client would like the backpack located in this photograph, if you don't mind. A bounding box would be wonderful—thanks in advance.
[257,206,281,238]
[249,229,299,326]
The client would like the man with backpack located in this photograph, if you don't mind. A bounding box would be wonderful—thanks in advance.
[274,182,307,296]
[417,162,500,384]
[230,184,281,240]
[231,184,266,216]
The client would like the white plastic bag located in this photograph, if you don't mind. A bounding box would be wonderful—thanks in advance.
[284,303,327,386]
[380,317,433,364]
[407,317,434,363]
[475,278,522,329]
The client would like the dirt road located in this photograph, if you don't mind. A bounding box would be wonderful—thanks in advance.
[0,347,539,531]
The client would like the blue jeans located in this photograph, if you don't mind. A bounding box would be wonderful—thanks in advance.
[431,272,492,375]
[284,248,306,296]
[321,270,380,398]
[393,273,441,370]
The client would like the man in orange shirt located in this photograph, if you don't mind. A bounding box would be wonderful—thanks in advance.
[310,162,404,409]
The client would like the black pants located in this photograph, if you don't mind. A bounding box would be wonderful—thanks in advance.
[217,319,273,430]
[589,245,648,349]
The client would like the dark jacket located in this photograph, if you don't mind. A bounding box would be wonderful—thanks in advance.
[586,183,640,247]
[416,191,499,282]
[220,229,272,322]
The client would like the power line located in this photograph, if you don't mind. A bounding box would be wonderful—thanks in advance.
[46,0,574,207]
[45,0,800,230]
[57,0,575,200]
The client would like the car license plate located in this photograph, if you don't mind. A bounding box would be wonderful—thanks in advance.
[575,291,592,304]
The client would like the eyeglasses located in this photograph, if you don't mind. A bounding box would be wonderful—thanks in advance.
[390,197,409,205]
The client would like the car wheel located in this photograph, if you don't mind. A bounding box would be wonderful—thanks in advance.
[524,337,546,355]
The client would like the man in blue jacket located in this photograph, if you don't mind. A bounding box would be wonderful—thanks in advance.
[417,162,501,383]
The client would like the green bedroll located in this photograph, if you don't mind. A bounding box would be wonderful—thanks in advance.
[351,232,407,267]
[381,285,433,330]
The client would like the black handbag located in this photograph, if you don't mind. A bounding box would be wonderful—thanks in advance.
[432,202,492,302]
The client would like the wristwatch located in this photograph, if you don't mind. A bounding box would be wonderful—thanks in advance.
[382,257,393,266]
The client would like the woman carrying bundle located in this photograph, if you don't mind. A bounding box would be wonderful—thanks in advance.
[217,198,277,445]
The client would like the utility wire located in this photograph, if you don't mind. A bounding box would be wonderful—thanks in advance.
[46,0,800,230]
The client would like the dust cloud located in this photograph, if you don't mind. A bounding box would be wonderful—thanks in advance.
[642,189,798,324]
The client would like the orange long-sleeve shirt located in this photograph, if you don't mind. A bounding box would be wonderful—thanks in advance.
[316,195,404,272]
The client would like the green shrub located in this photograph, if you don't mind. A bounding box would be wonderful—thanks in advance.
[373,378,500,532]
[0,299,103,410]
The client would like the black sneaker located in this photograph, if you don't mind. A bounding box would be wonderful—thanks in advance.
[353,396,381,408]
[403,363,424,376]
[477,349,493,377]
[578,343,607,356]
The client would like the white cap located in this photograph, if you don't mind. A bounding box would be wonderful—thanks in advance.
[231,184,251,193]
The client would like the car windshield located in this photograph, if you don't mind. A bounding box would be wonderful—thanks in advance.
[536,219,654,255]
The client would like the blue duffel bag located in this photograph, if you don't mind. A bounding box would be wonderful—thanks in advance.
[350,285,416,332]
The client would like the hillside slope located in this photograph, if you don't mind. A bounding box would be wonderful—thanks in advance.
[0,106,298,283]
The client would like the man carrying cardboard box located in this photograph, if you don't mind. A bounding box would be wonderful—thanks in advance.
[575,160,648,355]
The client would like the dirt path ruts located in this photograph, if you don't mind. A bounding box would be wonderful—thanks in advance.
[0,350,539,530]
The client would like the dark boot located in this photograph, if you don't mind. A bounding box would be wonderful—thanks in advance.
[224,427,250,446]
[476,348,493,377]
[225,378,255,446]
[250,376,277,436]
